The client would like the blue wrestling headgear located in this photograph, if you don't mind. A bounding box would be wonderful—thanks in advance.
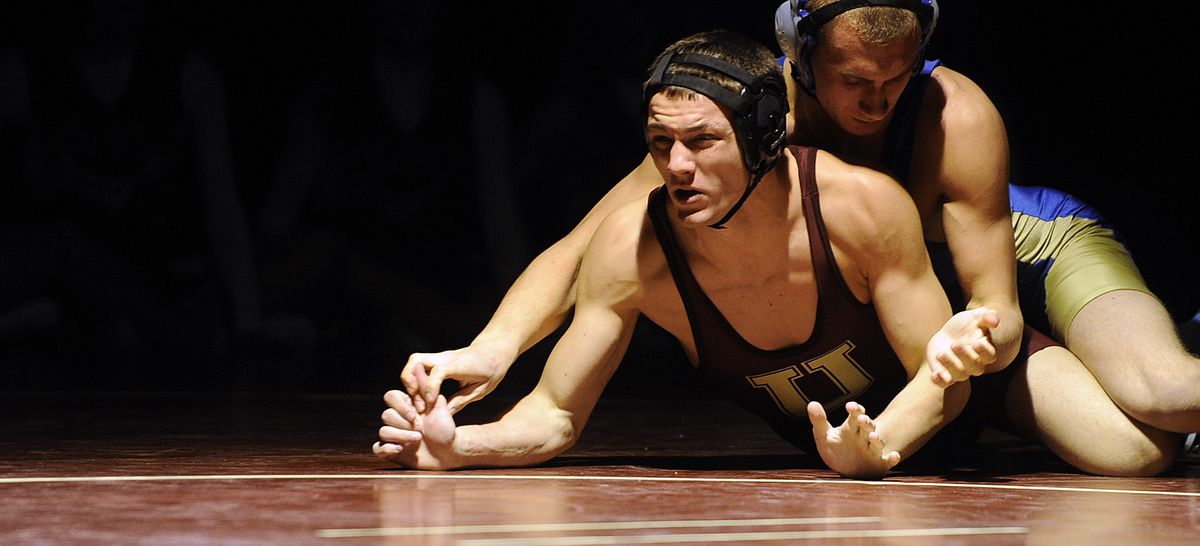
[643,46,789,229]
[774,0,939,93]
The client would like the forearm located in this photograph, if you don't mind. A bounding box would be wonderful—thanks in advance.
[467,156,659,371]
[469,238,585,362]
[968,299,1023,372]
[449,220,642,469]
[874,370,970,462]
[439,394,580,469]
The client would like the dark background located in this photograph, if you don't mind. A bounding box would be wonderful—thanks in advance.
[1,1,1195,397]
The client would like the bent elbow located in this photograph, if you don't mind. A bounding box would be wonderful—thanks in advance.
[943,381,972,421]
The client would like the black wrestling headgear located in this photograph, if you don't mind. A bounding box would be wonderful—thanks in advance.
[774,0,939,94]
[643,49,789,229]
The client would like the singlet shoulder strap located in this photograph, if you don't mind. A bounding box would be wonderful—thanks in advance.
[647,187,721,359]
[881,59,941,183]
[794,145,869,307]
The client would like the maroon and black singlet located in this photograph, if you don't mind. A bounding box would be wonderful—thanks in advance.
[648,146,907,454]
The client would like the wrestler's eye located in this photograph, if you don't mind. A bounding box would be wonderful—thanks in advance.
[690,134,720,149]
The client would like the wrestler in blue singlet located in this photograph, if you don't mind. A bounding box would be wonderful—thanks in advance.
[879,60,1155,341]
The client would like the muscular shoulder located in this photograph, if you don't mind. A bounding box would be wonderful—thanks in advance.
[919,66,1009,200]
[816,150,919,231]
[927,66,1004,137]
[813,150,924,266]
[576,195,659,310]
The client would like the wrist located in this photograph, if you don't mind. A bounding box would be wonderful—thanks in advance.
[469,332,521,364]
[432,424,504,470]
[967,302,1023,366]
[418,426,466,470]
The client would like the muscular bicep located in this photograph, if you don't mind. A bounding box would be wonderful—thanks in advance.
[476,154,662,355]
[533,294,637,424]
[847,174,954,376]
[538,154,659,315]
[936,74,1019,312]
[530,212,645,430]
[941,182,1018,310]
[870,236,953,377]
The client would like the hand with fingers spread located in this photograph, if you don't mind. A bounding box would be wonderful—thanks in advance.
[808,401,900,480]
[401,345,511,415]
[927,307,1000,387]
[373,390,458,469]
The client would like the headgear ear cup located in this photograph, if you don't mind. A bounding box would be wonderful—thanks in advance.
[753,77,788,160]
[644,52,789,180]
[643,46,790,228]
[919,0,939,68]
[774,0,813,90]
[773,1,800,67]
[777,0,939,94]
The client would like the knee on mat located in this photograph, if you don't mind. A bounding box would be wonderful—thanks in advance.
[1110,357,1200,424]
[1072,433,1177,477]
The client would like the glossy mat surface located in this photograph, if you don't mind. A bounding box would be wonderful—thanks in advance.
[3,393,1198,544]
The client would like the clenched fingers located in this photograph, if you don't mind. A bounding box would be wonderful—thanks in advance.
[373,440,410,462]
[378,425,422,445]
[421,363,448,409]
[383,389,421,423]
[401,352,448,413]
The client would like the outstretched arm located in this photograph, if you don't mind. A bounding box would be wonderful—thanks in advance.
[379,210,645,468]
[402,156,661,413]
[808,367,971,480]
[807,310,997,478]
[814,153,984,476]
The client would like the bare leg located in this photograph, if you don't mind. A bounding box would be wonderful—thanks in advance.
[1005,345,1177,476]
[1065,290,1200,433]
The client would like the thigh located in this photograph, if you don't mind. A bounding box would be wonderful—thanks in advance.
[1066,289,1191,376]
[1009,184,1152,340]
[1004,345,1176,476]
[1064,289,1200,431]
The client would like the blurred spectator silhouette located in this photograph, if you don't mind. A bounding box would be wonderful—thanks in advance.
[254,2,530,390]
[253,2,783,394]
[0,1,263,389]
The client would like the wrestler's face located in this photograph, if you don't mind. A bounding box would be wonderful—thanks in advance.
[808,25,919,137]
[646,91,749,227]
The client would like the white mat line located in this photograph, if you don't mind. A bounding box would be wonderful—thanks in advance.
[0,473,1195,498]
[454,526,1031,545]
[316,516,881,538]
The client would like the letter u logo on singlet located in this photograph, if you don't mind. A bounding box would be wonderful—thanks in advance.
[745,341,875,419]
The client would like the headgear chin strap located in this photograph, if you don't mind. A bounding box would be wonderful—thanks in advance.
[643,51,789,229]
[774,0,939,95]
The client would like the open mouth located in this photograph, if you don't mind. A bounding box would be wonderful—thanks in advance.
[674,188,702,204]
